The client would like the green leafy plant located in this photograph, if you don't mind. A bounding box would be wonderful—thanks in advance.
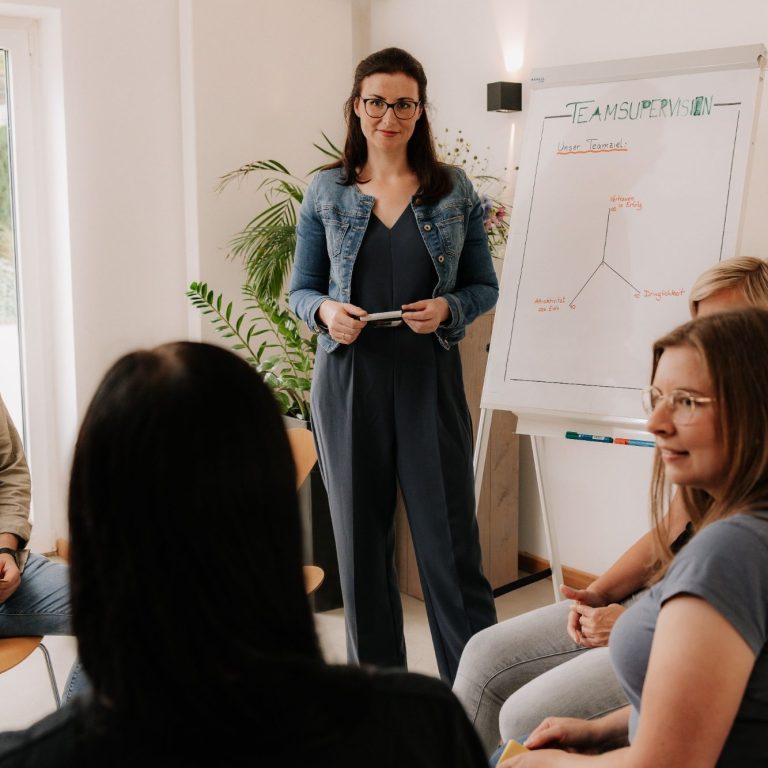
[216,135,341,301]
[187,282,315,420]
[188,135,340,419]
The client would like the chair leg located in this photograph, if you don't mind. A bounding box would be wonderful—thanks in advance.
[37,642,61,709]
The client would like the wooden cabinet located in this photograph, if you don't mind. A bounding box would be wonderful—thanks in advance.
[396,312,519,598]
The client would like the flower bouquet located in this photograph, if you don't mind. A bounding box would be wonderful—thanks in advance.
[435,129,510,259]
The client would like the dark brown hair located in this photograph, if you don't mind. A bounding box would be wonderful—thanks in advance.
[331,47,451,204]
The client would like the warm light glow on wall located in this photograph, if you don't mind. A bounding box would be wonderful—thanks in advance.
[505,123,517,193]
[489,0,528,79]
[504,47,524,74]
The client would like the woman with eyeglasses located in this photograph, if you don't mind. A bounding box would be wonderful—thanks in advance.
[498,308,768,767]
[454,256,768,756]
[289,47,498,683]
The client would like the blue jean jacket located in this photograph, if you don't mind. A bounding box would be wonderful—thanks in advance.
[288,166,499,352]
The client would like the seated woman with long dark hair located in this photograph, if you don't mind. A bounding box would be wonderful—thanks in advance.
[0,342,486,767]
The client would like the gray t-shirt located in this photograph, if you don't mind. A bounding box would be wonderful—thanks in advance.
[610,512,768,766]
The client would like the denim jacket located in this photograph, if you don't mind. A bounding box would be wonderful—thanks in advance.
[288,165,499,352]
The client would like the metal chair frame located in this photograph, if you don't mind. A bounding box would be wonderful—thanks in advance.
[0,636,60,709]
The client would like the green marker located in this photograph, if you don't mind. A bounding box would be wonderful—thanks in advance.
[565,431,613,444]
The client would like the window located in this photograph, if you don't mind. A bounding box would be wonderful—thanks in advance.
[0,15,76,551]
[0,46,25,437]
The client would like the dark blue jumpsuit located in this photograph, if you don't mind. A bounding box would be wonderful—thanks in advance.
[311,207,497,683]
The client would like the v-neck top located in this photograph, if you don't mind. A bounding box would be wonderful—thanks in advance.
[350,207,436,314]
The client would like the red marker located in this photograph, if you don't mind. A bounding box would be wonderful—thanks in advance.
[614,438,655,447]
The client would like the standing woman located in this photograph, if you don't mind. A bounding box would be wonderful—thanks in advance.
[289,47,498,683]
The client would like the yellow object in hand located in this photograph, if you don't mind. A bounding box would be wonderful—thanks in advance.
[499,739,529,761]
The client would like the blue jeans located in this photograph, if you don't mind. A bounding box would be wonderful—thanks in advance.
[0,553,88,702]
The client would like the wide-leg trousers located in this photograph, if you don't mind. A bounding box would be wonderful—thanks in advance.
[311,329,497,683]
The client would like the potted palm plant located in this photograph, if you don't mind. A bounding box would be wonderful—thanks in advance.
[186,136,342,421]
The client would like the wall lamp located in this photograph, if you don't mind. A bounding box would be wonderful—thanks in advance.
[487,81,522,112]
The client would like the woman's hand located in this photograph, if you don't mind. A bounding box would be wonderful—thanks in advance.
[569,602,625,648]
[561,585,623,647]
[317,300,366,345]
[500,711,630,766]
[499,725,599,767]
[524,715,607,752]
[401,298,450,334]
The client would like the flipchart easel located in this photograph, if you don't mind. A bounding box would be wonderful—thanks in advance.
[474,45,766,600]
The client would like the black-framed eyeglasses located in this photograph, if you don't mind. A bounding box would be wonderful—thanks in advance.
[361,98,421,120]
[641,386,716,425]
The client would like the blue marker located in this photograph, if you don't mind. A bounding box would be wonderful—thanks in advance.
[614,438,655,448]
[565,431,613,444]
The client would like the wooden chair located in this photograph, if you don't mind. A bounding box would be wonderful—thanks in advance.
[287,428,325,596]
[0,636,60,708]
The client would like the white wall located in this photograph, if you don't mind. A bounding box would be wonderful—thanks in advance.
[5,0,361,540]
[6,0,358,542]
[370,0,516,197]
[1,0,189,541]
[44,0,188,413]
[374,0,768,573]
[188,0,354,343]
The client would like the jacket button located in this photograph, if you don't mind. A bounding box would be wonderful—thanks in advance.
[438,255,445,263]
[423,223,432,232]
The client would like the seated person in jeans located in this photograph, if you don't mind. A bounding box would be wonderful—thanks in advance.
[0,342,487,767]
[500,308,768,766]
[0,394,84,700]
[453,256,768,755]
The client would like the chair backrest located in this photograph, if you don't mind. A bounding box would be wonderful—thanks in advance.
[286,428,325,595]
[303,564,324,595]
[0,636,43,674]
[286,428,317,489]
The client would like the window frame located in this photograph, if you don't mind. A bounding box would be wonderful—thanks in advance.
[0,15,76,552]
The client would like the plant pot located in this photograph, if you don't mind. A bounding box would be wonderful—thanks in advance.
[284,416,343,612]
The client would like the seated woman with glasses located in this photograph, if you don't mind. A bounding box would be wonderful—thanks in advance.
[499,308,768,766]
[0,342,487,767]
[453,256,768,755]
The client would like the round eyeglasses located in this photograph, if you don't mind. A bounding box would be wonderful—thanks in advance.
[641,386,716,425]
[361,98,420,120]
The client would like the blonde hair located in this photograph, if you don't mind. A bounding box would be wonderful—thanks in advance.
[689,256,768,316]
[649,309,768,575]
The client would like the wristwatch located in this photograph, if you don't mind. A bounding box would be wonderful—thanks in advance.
[0,547,19,568]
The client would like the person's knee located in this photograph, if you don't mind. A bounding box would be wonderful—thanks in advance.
[499,691,549,742]
[454,623,503,688]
